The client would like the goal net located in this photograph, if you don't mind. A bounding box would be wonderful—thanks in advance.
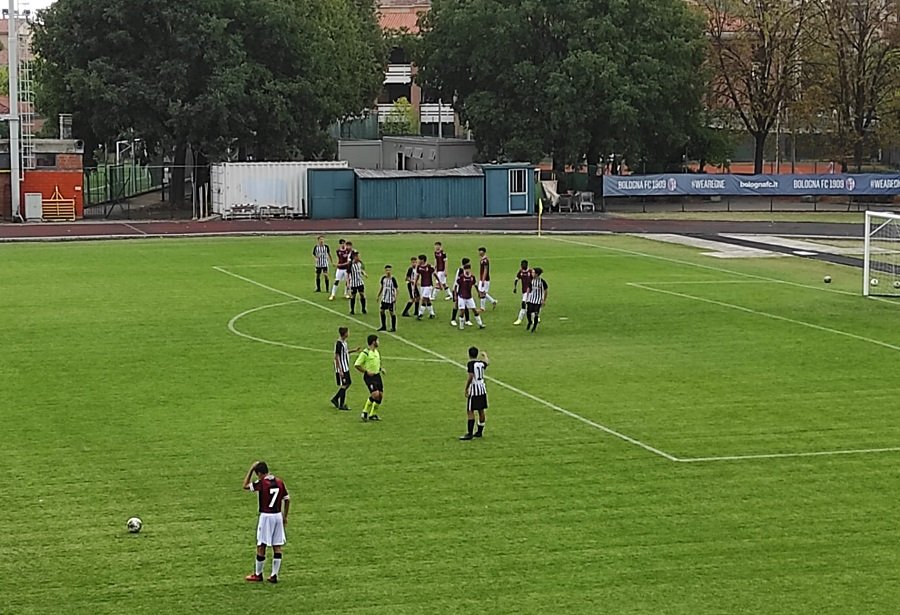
[863,211,900,297]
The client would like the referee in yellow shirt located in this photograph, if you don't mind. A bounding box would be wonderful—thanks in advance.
[354,334,385,421]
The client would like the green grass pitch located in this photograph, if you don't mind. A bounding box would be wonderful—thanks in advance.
[2,233,899,614]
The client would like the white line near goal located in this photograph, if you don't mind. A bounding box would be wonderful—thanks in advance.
[213,266,678,462]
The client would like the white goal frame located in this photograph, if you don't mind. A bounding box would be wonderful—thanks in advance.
[863,210,900,297]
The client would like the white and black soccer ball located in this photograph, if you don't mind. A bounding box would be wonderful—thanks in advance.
[823,275,832,284]
[894,280,900,289]
[126,517,143,533]
[870,278,880,287]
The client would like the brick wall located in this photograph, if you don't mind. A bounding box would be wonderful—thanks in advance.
[22,170,84,218]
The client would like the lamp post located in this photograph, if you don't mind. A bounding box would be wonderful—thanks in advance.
[6,0,21,220]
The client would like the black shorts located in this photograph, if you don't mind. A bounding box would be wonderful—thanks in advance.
[364,373,384,393]
[407,282,419,300]
[381,301,395,312]
[467,394,488,412]
[335,372,351,387]
[351,285,365,295]
[316,266,328,275]
[526,303,542,314]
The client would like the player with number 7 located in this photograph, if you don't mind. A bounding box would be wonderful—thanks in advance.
[242,460,290,583]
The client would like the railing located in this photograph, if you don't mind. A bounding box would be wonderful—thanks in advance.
[384,64,413,84]
[419,103,455,124]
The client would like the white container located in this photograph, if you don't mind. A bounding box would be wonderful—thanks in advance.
[210,161,348,218]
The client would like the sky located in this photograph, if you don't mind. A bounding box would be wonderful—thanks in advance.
[27,0,55,11]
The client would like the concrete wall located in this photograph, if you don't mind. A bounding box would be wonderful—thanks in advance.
[337,140,383,169]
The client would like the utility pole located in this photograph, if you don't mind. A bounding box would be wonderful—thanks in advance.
[7,0,21,220]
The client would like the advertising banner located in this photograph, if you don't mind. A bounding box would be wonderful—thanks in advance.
[602,174,900,198]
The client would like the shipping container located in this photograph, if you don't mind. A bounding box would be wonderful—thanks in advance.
[308,168,356,219]
[355,167,484,219]
[210,161,348,219]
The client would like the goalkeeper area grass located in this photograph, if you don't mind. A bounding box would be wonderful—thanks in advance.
[2,233,899,614]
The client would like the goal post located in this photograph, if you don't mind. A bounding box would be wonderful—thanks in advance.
[863,210,900,297]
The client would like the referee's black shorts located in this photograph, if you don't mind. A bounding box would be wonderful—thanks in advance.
[364,373,384,393]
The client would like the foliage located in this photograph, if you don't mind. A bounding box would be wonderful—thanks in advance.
[805,0,900,171]
[416,0,707,172]
[701,0,811,174]
[382,96,418,136]
[31,0,386,187]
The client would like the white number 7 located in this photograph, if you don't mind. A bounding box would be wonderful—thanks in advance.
[268,487,280,508]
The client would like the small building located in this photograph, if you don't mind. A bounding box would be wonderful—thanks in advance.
[483,163,538,216]
[0,139,85,220]
[338,136,477,171]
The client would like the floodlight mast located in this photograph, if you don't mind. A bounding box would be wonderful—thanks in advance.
[7,0,21,221]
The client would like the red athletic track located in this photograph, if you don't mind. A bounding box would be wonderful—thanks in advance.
[0,215,861,241]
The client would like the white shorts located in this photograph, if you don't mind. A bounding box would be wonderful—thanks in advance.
[421,286,434,300]
[256,512,286,546]
[436,272,447,287]
[335,269,347,282]
[522,293,529,304]
[478,281,491,294]
[457,297,477,310]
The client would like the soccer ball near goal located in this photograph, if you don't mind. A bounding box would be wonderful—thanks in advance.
[870,278,879,287]
[895,281,900,289]
[126,517,143,533]
[864,211,900,296]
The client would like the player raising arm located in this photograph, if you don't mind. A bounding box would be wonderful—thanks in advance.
[242,461,290,584]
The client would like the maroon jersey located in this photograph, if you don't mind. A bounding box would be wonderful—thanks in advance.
[336,247,351,270]
[480,256,490,282]
[251,475,289,514]
[434,250,447,273]
[517,268,534,293]
[416,263,436,287]
[456,273,476,299]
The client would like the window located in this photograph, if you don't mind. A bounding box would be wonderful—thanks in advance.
[509,169,527,195]
[36,153,58,168]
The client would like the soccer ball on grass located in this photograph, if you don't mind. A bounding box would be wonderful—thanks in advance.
[126,517,143,533]
[894,280,900,289]
[870,278,879,287]
[823,275,831,284]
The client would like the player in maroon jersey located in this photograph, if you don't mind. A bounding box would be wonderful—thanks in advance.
[242,461,291,583]
[330,239,352,301]
[477,247,498,311]
[453,263,485,330]
[434,241,452,301]
[415,254,438,320]
[513,259,534,325]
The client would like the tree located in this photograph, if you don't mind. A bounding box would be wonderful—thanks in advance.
[701,0,810,174]
[417,0,707,180]
[382,96,418,135]
[32,0,385,204]
[808,0,900,171]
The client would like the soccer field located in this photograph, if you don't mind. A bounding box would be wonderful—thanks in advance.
[2,233,899,614]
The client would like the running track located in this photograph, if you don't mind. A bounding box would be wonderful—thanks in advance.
[0,216,862,242]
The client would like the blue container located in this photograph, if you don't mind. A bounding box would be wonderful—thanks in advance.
[482,164,537,216]
[355,167,485,219]
[308,168,356,219]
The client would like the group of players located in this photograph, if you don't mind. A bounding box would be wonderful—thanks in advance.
[243,235,551,585]
[312,235,549,333]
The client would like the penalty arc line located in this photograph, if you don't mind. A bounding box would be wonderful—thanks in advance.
[228,300,445,363]
[213,266,678,462]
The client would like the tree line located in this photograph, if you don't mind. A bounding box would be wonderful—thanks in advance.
[30,0,900,194]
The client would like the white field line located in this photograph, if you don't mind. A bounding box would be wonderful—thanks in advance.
[228,300,444,363]
[630,280,775,286]
[550,236,900,307]
[214,266,677,461]
[215,254,632,269]
[678,446,900,463]
[121,223,148,235]
[628,283,900,352]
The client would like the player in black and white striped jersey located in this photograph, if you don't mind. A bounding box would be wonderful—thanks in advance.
[459,346,489,440]
[348,251,368,315]
[377,265,399,332]
[401,256,420,317]
[312,235,332,293]
[525,267,548,333]
[330,327,360,411]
